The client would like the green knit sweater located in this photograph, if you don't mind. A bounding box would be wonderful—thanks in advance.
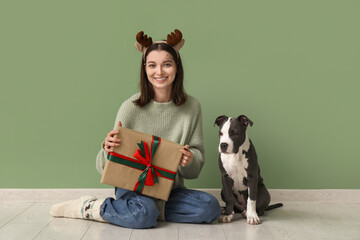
[96,93,205,190]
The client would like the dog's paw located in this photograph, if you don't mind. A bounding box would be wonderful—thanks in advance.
[219,211,234,223]
[246,211,261,225]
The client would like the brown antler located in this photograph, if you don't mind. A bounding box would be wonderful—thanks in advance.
[136,31,153,48]
[166,29,183,46]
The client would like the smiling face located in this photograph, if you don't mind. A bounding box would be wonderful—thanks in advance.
[145,50,177,95]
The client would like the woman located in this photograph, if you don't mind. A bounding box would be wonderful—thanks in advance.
[50,29,221,229]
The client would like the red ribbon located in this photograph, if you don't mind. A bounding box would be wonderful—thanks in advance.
[133,140,156,186]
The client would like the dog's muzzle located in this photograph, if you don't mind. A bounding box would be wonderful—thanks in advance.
[220,143,228,153]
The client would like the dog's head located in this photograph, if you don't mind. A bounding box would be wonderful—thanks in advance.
[214,115,253,154]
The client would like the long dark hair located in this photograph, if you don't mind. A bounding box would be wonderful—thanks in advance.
[133,42,187,107]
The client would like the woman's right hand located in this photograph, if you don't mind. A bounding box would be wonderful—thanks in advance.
[103,121,122,153]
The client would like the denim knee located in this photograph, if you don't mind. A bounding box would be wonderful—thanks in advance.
[100,196,159,229]
[129,198,159,229]
[198,193,221,223]
[165,189,221,223]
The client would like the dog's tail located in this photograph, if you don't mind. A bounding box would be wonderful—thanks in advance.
[266,203,283,211]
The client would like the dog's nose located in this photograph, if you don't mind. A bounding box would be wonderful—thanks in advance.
[220,143,228,152]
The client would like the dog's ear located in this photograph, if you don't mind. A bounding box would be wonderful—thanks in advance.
[214,115,228,127]
[237,115,253,127]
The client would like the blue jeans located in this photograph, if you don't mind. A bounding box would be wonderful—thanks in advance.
[100,187,221,229]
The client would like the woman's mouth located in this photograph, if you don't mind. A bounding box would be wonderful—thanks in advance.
[154,77,168,83]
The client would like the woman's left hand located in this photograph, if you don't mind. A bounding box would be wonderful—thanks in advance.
[179,145,193,167]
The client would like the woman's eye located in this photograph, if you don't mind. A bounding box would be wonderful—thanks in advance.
[148,64,155,68]
[164,63,172,67]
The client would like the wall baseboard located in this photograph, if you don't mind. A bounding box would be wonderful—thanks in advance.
[1,188,360,204]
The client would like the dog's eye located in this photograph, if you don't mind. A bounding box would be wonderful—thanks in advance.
[229,130,237,136]
[219,132,223,136]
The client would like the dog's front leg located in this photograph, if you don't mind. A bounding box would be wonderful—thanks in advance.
[247,176,260,225]
[219,175,236,223]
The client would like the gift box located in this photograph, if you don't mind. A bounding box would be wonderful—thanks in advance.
[101,126,184,201]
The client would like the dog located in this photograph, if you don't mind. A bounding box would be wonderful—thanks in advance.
[215,115,282,224]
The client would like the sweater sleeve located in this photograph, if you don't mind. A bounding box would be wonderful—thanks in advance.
[178,102,205,179]
[95,96,137,174]
[96,142,107,174]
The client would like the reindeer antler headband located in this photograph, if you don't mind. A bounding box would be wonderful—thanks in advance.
[135,29,185,59]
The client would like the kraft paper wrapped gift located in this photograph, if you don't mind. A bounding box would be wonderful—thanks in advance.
[101,126,184,201]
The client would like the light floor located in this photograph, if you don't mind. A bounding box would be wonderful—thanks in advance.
[1,189,360,240]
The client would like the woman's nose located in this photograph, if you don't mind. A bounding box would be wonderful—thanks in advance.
[157,66,164,75]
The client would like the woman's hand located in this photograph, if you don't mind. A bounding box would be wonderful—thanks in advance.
[103,122,122,153]
[179,145,193,167]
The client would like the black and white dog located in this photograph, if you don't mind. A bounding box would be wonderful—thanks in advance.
[215,115,282,224]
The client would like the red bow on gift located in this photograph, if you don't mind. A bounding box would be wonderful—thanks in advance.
[133,137,160,186]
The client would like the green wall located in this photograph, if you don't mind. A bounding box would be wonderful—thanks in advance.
[1,0,359,189]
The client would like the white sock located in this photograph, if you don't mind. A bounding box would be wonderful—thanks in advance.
[50,195,106,222]
[89,198,107,222]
